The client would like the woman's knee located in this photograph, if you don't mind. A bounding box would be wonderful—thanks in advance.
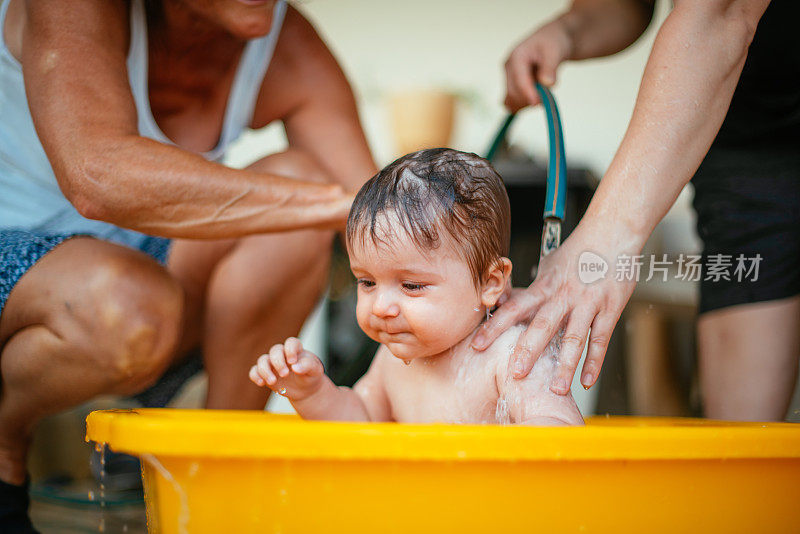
[63,250,185,391]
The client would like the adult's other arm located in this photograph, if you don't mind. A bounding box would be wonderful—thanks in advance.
[476,0,771,394]
[504,0,655,111]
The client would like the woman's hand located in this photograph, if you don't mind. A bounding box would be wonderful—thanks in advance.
[504,20,573,112]
[249,337,325,401]
[472,220,640,394]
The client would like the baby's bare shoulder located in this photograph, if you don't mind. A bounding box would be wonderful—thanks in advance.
[483,324,528,362]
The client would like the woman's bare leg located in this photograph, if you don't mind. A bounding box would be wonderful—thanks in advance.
[0,238,183,485]
[698,296,800,421]
[203,229,331,409]
[168,149,335,409]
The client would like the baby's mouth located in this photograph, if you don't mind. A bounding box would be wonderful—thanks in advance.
[381,330,407,337]
[372,320,408,336]
[376,328,412,342]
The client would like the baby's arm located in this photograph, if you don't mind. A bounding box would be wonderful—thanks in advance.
[496,330,584,426]
[249,337,390,422]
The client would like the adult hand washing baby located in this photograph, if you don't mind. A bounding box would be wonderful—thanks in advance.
[474,0,781,410]
[0,0,375,530]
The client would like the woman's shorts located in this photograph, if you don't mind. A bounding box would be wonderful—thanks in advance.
[0,229,202,408]
[0,229,171,318]
[692,145,800,314]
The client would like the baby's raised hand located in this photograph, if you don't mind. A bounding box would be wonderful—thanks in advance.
[249,337,324,400]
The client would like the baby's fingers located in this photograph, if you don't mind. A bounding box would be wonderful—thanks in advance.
[269,344,290,378]
[256,354,277,386]
[249,365,265,387]
[290,351,323,376]
[284,337,303,365]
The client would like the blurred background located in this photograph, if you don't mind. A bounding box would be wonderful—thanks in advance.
[28,1,800,530]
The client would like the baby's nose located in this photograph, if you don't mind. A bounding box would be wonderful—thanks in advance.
[372,290,400,318]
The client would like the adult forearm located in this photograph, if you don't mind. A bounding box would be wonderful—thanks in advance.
[291,379,371,422]
[62,136,351,239]
[555,0,654,60]
[580,0,766,248]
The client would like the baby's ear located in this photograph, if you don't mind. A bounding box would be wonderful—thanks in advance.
[480,257,512,308]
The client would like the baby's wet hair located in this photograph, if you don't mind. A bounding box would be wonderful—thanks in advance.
[346,148,511,285]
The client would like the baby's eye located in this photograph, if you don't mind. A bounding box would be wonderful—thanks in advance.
[402,282,427,292]
[357,278,375,288]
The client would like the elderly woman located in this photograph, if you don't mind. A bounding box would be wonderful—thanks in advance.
[0,0,376,528]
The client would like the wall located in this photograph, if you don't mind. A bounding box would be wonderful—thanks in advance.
[226,0,699,251]
[229,0,668,172]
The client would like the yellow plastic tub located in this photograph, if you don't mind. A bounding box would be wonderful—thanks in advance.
[86,409,800,533]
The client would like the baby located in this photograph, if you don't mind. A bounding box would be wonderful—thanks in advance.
[249,148,583,426]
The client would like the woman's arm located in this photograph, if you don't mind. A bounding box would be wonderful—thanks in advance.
[480,0,772,393]
[21,0,352,238]
[556,0,656,60]
[505,0,655,110]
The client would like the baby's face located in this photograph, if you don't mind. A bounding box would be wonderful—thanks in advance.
[349,227,484,363]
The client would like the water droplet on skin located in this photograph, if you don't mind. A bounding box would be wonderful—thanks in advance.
[279,387,287,396]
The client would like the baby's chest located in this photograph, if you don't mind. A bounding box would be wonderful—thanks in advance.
[384,363,500,425]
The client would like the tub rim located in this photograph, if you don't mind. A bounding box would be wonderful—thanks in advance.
[85,409,800,461]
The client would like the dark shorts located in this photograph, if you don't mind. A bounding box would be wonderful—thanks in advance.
[0,229,171,318]
[692,145,800,314]
[0,229,195,407]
